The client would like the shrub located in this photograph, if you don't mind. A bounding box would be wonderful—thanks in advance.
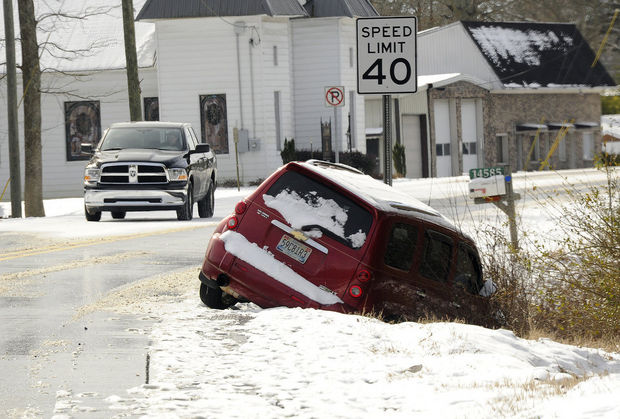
[392,143,406,177]
[280,138,296,164]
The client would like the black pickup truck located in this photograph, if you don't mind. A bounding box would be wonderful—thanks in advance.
[83,121,217,221]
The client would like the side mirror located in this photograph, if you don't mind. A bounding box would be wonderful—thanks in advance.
[194,143,210,153]
[80,143,94,155]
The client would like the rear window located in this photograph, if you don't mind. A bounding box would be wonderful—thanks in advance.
[455,244,483,294]
[264,170,373,249]
[384,223,418,271]
[418,230,453,282]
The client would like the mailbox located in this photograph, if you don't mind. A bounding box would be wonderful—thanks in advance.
[468,174,506,198]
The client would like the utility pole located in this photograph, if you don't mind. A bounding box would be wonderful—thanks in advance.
[4,0,22,217]
[121,0,142,121]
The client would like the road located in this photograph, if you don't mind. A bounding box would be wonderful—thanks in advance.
[0,189,250,418]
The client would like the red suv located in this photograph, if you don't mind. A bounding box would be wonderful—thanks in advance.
[199,160,497,327]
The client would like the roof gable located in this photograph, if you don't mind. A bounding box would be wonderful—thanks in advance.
[462,21,616,87]
[136,0,308,20]
[303,0,378,17]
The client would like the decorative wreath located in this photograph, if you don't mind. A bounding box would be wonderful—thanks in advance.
[206,103,222,125]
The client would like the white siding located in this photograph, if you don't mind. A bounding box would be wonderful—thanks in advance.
[0,68,158,199]
[418,23,501,89]
[292,18,341,151]
[155,17,293,182]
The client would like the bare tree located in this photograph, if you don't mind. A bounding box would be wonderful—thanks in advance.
[18,0,44,217]
[122,0,142,121]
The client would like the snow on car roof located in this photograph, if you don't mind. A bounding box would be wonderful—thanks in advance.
[299,160,458,230]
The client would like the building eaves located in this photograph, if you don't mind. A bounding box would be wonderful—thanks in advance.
[303,0,378,18]
[136,0,308,20]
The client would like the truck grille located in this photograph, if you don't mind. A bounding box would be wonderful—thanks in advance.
[99,163,168,184]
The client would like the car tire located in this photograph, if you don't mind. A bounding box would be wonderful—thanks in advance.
[84,206,101,222]
[199,283,225,309]
[111,211,126,219]
[177,183,193,221]
[198,182,215,218]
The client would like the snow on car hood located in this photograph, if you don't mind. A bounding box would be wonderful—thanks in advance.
[220,230,344,306]
[263,191,366,248]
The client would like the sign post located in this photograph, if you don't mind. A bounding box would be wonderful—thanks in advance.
[325,86,345,163]
[357,17,417,185]
[469,165,520,249]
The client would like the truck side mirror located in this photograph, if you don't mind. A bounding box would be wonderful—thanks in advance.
[80,143,94,155]
[194,143,210,153]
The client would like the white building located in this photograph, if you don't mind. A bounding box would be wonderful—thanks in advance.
[0,0,378,199]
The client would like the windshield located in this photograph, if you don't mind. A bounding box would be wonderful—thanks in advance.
[100,127,186,151]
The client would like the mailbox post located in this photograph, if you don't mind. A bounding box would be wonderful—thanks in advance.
[469,165,520,250]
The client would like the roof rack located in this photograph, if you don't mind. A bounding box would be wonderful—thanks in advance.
[305,159,363,175]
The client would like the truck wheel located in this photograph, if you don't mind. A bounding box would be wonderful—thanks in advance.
[84,206,101,222]
[198,183,215,218]
[177,183,193,221]
[111,211,126,219]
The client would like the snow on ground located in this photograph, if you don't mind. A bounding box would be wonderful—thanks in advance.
[2,169,619,418]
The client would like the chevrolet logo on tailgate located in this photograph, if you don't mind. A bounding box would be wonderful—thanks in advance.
[290,230,307,242]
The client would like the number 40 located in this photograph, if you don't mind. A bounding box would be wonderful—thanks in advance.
[362,58,412,85]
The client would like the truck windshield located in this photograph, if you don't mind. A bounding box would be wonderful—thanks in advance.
[100,127,186,151]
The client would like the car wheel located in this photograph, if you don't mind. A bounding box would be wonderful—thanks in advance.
[84,206,101,222]
[199,283,238,309]
[177,183,193,221]
[199,283,226,309]
[198,182,215,218]
[111,211,126,219]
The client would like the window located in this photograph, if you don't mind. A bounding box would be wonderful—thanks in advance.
[436,143,450,156]
[273,45,278,66]
[266,170,373,249]
[385,223,418,271]
[462,142,477,155]
[559,135,567,162]
[455,244,483,294]
[199,94,228,154]
[582,132,594,161]
[527,134,540,162]
[65,101,102,161]
[496,134,508,164]
[143,97,159,121]
[418,230,453,282]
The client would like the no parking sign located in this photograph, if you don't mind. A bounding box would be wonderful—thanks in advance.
[325,86,345,107]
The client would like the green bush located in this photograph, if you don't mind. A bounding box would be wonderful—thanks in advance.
[602,94,620,114]
[392,143,406,177]
[280,138,296,164]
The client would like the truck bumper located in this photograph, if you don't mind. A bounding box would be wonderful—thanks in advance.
[84,188,187,211]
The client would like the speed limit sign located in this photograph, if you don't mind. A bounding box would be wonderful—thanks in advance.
[356,17,417,94]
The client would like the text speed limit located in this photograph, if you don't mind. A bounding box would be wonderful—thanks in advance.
[356,17,418,94]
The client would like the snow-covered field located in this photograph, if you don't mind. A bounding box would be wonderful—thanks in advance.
[2,169,619,418]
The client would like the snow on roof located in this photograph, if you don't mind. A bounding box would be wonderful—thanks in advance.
[461,21,616,88]
[299,161,457,230]
[602,114,620,139]
[136,0,308,20]
[0,0,155,73]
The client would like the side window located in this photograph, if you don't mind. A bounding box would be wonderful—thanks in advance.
[384,223,418,271]
[455,244,483,294]
[184,128,195,149]
[418,230,453,282]
[189,127,200,148]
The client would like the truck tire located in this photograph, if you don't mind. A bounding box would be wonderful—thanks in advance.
[176,184,193,221]
[84,206,101,222]
[198,183,215,218]
[111,211,126,219]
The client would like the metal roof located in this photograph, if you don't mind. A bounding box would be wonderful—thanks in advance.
[136,0,308,20]
[462,21,616,87]
[303,0,378,17]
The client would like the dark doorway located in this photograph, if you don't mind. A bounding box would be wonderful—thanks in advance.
[366,137,380,177]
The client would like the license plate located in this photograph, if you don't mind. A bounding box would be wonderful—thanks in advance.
[276,235,312,264]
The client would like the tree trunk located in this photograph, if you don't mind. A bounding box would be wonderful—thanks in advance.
[18,0,45,217]
[122,0,142,121]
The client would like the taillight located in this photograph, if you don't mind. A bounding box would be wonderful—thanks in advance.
[235,201,247,214]
[357,269,371,282]
[349,285,363,298]
[226,216,239,230]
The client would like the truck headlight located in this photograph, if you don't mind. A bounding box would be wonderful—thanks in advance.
[167,168,188,181]
[84,167,100,183]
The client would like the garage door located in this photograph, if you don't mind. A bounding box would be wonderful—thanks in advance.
[434,100,452,177]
